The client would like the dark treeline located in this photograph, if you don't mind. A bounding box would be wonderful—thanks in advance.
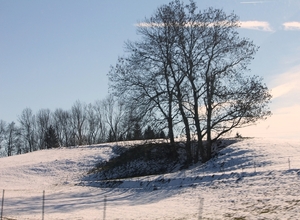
[0,95,166,157]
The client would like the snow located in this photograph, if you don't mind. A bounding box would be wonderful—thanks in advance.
[1,138,300,219]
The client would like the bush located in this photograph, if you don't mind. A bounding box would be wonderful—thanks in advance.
[88,142,182,180]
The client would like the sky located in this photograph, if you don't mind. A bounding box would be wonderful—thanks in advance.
[0,0,300,139]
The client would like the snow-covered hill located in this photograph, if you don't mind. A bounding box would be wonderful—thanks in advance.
[1,138,300,219]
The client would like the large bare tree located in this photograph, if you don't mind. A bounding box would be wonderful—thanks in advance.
[168,5,272,161]
[108,0,271,163]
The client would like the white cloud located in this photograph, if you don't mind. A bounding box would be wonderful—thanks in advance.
[240,21,273,31]
[271,82,296,99]
[237,65,300,139]
[135,22,164,27]
[136,21,273,32]
[283,22,300,30]
[136,21,235,28]
[270,66,300,99]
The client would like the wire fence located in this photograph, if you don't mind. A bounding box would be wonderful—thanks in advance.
[1,143,298,220]
[0,189,204,220]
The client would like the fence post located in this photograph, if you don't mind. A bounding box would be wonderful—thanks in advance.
[288,158,291,169]
[198,197,204,220]
[1,190,4,220]
[42,190,45,220]
[103,195,107,220]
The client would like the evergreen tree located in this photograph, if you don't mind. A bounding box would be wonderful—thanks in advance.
[159,130,166,139]
[144,125,155,139]
[45,125,60,149]
[133,122,142,140]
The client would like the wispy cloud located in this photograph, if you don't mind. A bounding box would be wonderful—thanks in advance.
[137,20,300,33]
[271,82,297,99]
[240,21,273,31]
[283,22,300,30]
[135,22,163,27]
[238,65,300,139]
[136,21,235,28]
[136,21,273,32]
[270,66,300,100]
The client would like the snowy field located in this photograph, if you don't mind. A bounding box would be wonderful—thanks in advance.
[1,138,300,219]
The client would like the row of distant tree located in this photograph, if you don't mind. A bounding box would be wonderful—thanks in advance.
[0,96,166,157]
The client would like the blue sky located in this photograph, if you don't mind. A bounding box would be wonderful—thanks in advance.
[1,0,300,139]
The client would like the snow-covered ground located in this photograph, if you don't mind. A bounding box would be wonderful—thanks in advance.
[1,138,300,219]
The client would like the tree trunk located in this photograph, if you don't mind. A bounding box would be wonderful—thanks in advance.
[177,97,192,165]
[205,82,213,162]
[190,82,205,163]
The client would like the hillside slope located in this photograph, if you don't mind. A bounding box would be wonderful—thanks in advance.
[0,138,300,219]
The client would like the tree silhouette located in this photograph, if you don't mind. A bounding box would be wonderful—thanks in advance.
[45,125,60,149]
[109,0,271,163]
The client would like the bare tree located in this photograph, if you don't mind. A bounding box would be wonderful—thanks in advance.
[86,103,107,145]
[108,0,271,164]
[4,122,21,156]
[86,103,97,145]
[19,108,37,152]
[0,120,6,151]
[70,100,87,146]
[171,6,271,161]
[108,9,183,146]
[102,95,129,142]
[93,100,108,143]
[36,109,52,149]
[52,108,73,147]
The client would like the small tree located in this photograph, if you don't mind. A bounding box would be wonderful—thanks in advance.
[4,122,21,156]
[0,120,6,150]
[45,126,60,149]
[144,125,156,140]
[126,131,133,141]
[102,95,128,142]
[159,130,166,139]
[132,122,143,140]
